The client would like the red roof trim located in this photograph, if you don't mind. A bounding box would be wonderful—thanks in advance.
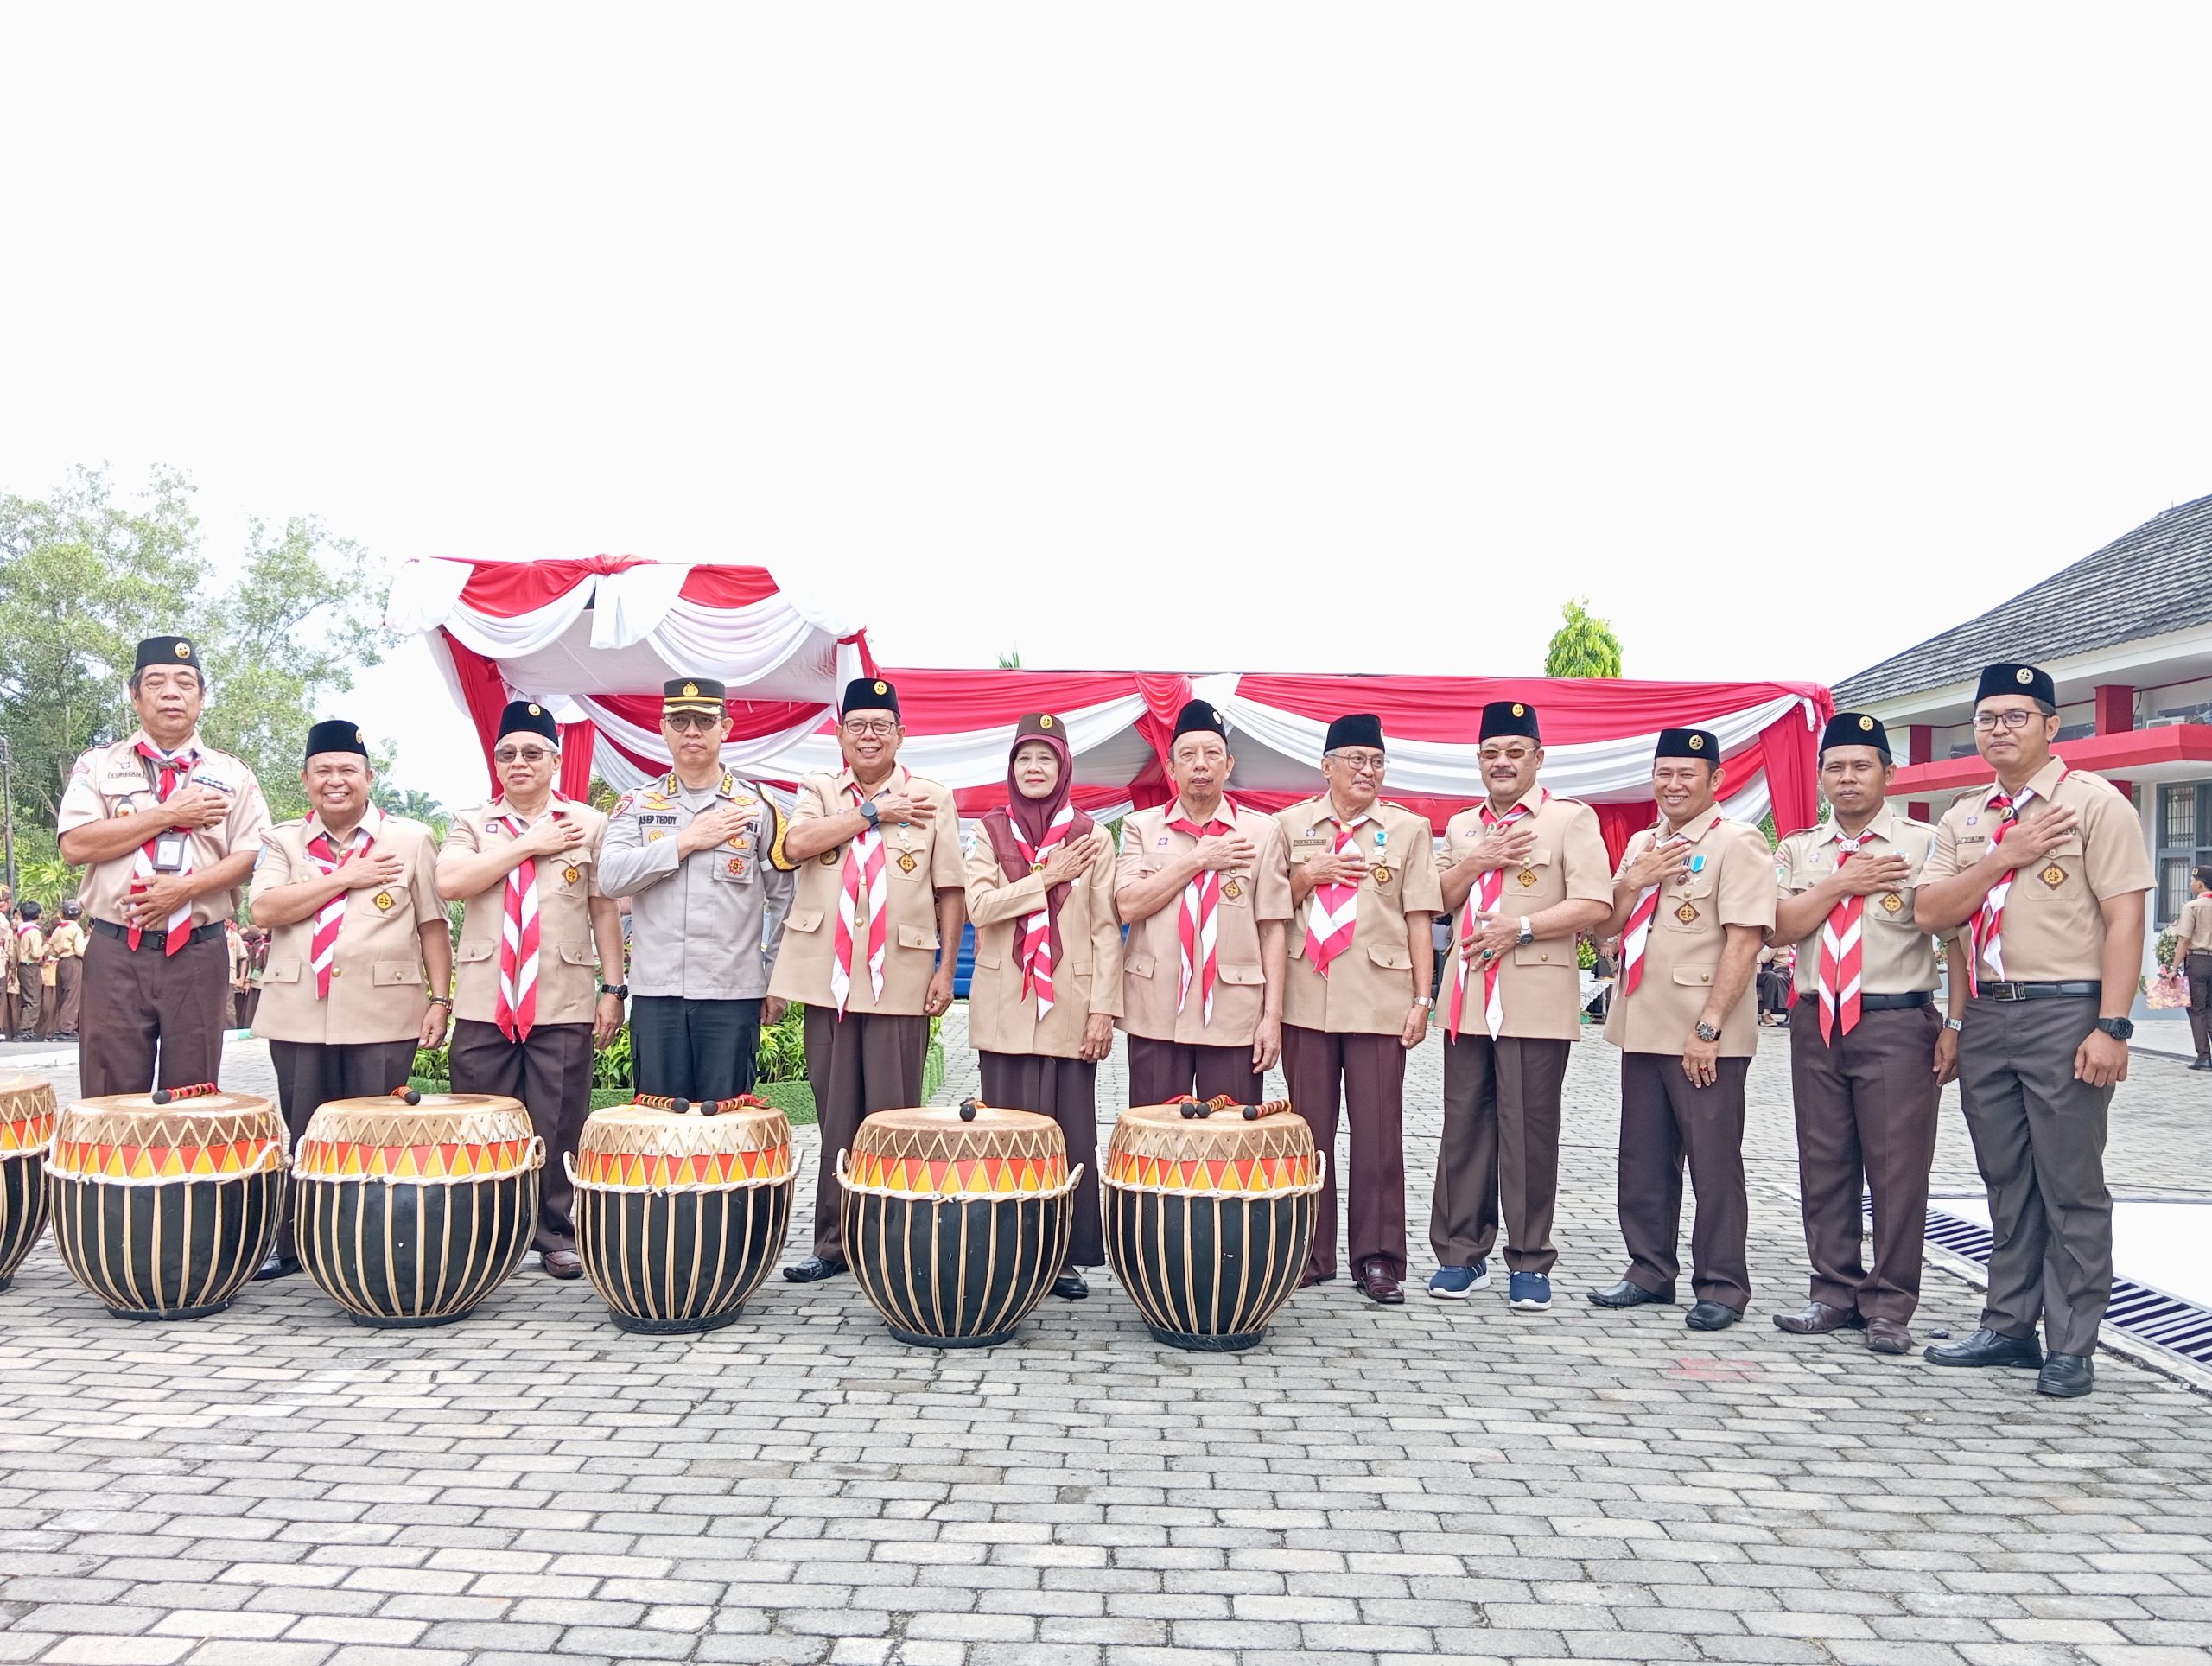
[1888,723,2212,793]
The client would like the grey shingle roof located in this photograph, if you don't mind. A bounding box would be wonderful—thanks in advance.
[1835,493,2212,705]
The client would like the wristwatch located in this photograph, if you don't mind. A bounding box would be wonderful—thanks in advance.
[858,800,881,829]
[1516,917,1535,946]
[1414,995,1434,1010]
[1694,1022,1720,1043]
[2094,1015,2134,1041]
[600,983,629,999]
[1946,1017,1965,1033]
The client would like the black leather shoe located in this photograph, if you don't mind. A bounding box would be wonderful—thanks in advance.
[2193,1058,2212,1072]
[783,1255,847,1282]
[1588,1279,1675,1308]
[252,1247,299,1281]
[1051,1269,1089,1300]
[1686,1300,1743,1332]
[2037,1352,2095,1397]
[1773,1301,1865,1335]
[1923,1326,2044,1369]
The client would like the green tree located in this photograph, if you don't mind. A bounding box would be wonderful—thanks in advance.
[372,783,449,836]
[1543,598,1624,679]
[997,650,1022,670]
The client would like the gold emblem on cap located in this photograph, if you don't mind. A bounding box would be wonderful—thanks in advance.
[1688,734,1705,751]
[528,703,541,715]
[1211,709,1222,725]
[175,641,191,659]
[1039,715,1053,728]
[354,729,364,744]
[874,680,888,695]
[2016,667,2033,684]
[1858,715,1874,731]
[1511,703,1524,717]
[682,682,698,698]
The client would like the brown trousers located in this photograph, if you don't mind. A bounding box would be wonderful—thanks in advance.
[2187,951,2212,1060]
[14,976,41,1037]
[268,1036,422,1246]
[1617,1050,1751,1310]
[1788,1003,1940,1322]
[804,1007,930,1262]
[449,1019,595,1254]
[1283,1024,1408,1281]
[1957,995,2113,1357]
[1431,1033,1571,1275]
[1125,1035,1262,1107]
[79,927,230,1097]
[54,958,83,1035]
[979,1051,1104,1267]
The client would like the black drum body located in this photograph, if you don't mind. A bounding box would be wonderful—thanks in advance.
[1109,1186,1315,1351]
[844,1189,1069,1348]
[50,1168,284,1320]
[575,1179,791,1334]
[0,1150,49,1293]
[296,1171,537,1328]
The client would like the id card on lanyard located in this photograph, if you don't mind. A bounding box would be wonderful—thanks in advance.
[152,834,187,874]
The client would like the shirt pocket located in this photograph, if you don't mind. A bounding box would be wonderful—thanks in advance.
[2018,834,2088,902]
[372,959,423,989]
[897,923,938,951]
[263,959,302,985]
[1365,941,1412,973]
[455,941,495,966]
[1126,951,1157,980]
[1659,872,1716,931]
[785,906,826,936]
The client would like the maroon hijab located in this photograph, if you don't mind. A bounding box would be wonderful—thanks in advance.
[981,715,1096,961]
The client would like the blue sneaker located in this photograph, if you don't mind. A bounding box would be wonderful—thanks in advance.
[1427,1261,1490,1299]
[1508,1272,1553,1313]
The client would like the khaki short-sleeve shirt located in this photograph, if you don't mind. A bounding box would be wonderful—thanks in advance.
[1774,804,1944,996]
[1921,760,2152,983]
[57,730,272,927]
[964,825,1123,1058]
[1116,800,1292,1047]
[1278,797,1445,1036]
[1438,792,1612,1040]
[2174,896,2212,954]
[251,814,444,1046]
[1604,812,1776,1058]
[448,798,611,1026]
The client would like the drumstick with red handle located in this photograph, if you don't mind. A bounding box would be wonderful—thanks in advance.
[632,1094,693,1116]
[149,1083,219,1105]
[389,1086,423,1106]
[1239,1099,1294,1122]
[698,1095,767,1117]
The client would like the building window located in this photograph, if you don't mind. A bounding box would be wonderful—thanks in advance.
[2156,782,2212,925]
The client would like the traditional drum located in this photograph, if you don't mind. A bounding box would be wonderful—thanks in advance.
[47,1084,287,1320]
[569,1095,795,1334]
[0,1073,59,1292]
[841,1099,1077,1348]
[292,1091,542,1327]
[1104,1096,1324,1351]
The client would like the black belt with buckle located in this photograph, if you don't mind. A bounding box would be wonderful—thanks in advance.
[1858,992,1934,1012]
[1977,980,2101,1002]
[91,918,226,949]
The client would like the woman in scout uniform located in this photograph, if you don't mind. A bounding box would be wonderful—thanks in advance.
[1276,714,1444,1306]
[599,678,799,1109]
[1913,662,2153,1399]
[1770,713,1961,1357]
[1592,728,1774,1332]
[772,677,966,1284]
[439,700,626,1281]
[1429,699,1613,1314]
[247,721,451,1279]
[964,713,1123,1300]
[57,634,272,1095]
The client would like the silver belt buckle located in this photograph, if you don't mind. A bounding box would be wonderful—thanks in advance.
[1988,981,2024,1002]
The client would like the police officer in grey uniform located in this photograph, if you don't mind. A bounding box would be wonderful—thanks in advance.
[598,677,798,1101]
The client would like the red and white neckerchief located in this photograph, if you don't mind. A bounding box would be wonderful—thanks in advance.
[303,804,385,1000]
[1012,802,1077,1021]
[1815,831,1866,1044]
[1301,810,1370,976]
[830,771,900,1017]
[1618,817,1718,998]
[491,796,566,1040]
[1447,791,1547,1041]
[1166,808,1233,1022]
[1968,768,2067,995]
[129,739,201,954]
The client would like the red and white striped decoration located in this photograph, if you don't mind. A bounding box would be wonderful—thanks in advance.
[493,800,563,1040]
[1815,836,1865,1043]
[830,776,897,1016]
[1447,794,1542,1041]
[1166,813,1230,1022]
[1301,814,1368,977]
[304,805,385,1000]
[1011,802,1077,1021]
[129,741,200,955]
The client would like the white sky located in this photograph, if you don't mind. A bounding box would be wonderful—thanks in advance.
[5,3,2210,810]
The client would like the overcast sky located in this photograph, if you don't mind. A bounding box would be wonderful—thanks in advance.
[6,3,2209,808]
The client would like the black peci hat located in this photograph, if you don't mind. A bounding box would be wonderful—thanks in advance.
[498,700,560,746]
[841,677,900,720]
[303,719,370,762]
[1820,711,1891,760]
[1479,700,1541,744]
[1170,699,1227,743]
[1324,714,1385,754]
[664,677,728,716]
[135,635,199,673]
[1975,662,2056,708]
[1655,728,1719,763]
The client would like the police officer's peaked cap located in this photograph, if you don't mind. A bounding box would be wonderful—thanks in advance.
[663,677,728,715]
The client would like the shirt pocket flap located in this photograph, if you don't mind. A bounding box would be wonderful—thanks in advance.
[372,960,423,989]
[1671,964,1717,988]
[2045,834,2087,861]
[1513,942,1567,968]
[786,907,824,934]
[455,942,495,964]
[1126,951,1157,979]
[1219,963,1266,987]
[263,959,302,984]
[557,944,594,967]
[1365,942,1412,971]
[897,924,938,951]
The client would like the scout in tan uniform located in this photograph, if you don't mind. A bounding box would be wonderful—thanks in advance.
[11,902,47,1040]
[48,901,86,1040]
[438,700,627,1281]
[1770,713,1964,1355]
[57,635,273,1096]
[248,721,452,1278]
[1915,663,2153,1397]
[965,713,1123,1299]
[1278,714,1443,1304]
[772,677,964,1282]
[1592,727,1775,1331]
[1115,700,1292,1107]
[2178,866,2212,1070]
[1429,700,1612,1313]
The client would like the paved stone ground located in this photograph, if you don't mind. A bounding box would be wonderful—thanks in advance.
[4,1018,2210,1666]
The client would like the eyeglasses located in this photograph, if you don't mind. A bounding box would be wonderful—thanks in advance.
[1326,751,1387,773]
[842,719,898,737]
[493,747,554,765]
[1972,709,2043,732]
[664,712,722,733]
[1478,745,1536,764]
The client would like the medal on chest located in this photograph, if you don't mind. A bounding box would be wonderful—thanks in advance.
[1370,827,1390,886]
